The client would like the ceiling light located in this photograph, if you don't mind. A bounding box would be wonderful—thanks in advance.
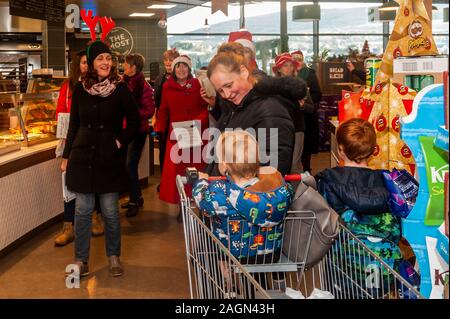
[129,13,155,17]
[203,18,210,32]
[148,4,176,9]
[292,4,321,21]
[379,1,399,12]
[158,13,167,29]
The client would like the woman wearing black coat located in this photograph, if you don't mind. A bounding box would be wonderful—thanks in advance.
[61,41,140,277]
[292,50,322,174]
[204,43,298,176]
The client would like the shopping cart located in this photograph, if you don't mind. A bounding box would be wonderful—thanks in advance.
[176,173,424,300]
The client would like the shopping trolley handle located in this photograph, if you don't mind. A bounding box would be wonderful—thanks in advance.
[185,167,304,184]
[284,174,303,181]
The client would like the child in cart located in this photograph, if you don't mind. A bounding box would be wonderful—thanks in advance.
[192,130,295,292]
[315,118,404,295]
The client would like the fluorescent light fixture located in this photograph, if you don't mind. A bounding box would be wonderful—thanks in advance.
[292,4,321,21]
[147,4,176,9]
[379,1,399,12]
[129,13,155,17]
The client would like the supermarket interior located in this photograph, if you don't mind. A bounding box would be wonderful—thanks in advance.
[0,0,448,301]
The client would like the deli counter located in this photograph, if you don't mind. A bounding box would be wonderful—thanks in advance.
[0,77,63,254]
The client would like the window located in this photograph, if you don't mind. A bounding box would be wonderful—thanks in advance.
[253,35,283,74]
[318,2,383,34]
[432,4,449,35]
[168,35,228,70]
[287,2,314,34]
[167,2,239,34]
[244,1,283,35]
[319,35,384,59]
[288,36,314,62]
[167,1,447,67]
[434,35,449,55]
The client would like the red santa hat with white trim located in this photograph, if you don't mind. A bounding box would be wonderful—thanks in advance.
[228,30,256,55]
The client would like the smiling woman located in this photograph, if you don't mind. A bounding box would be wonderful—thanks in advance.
[204,43,304,177]
[62,39,140,278]
[154,54,209,221]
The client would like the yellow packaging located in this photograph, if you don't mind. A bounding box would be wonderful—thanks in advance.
[388,80,417,170]
[362,0,438,100]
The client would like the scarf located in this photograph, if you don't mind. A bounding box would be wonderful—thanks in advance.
[83,78,118,97]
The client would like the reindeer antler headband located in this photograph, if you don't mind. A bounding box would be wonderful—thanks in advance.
[80,9,116,64]
[80,9,115,42]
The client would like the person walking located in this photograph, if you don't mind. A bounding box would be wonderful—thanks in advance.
[155,55,209,222]
[291,50,322,174]
[153,49,180,192]
[62,40,140,277]
[54,50,104,246]
[121,53,155,217]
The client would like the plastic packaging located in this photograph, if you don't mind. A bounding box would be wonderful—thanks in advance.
[307,288,335,299]
[382,168,419,218]
[285,288,305,299]
[397,260,421,299]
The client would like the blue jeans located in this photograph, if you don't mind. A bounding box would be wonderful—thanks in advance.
[74,193,120,262]
[64,195,101,223]
[126,130,147,203]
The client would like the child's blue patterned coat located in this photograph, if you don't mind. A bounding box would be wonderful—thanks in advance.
[192,171,294,260]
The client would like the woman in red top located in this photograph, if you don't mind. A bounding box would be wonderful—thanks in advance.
[155,55,209,221]
[54,51,103,246]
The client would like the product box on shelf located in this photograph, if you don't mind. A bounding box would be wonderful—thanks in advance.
[444,71,448,129]
[400,83,448,298]
[445,172,449,237]
[367,83,390,170]
[393,55,448,92]
[337,90,363,123]
[388,80,417,175]
[402,218,448,299]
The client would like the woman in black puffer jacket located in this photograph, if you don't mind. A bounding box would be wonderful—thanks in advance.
[204,43,308,177]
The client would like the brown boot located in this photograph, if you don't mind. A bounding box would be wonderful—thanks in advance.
[109,256,123,277]
[54,222,74,246]
[92,213,104,236]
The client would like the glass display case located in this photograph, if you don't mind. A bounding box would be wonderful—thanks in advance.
[0,76,63,151]
[18,91,59,145]
[0,92,59,148]
[26,76,66,94]
[0,90,21,155]
[0,79,20,94]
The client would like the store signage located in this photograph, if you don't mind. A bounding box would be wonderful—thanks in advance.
[328,67,344,80]
[322,62,348,86]
[9,0,65,23]
[107,27,134,56]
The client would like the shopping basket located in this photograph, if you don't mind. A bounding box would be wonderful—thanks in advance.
[176,173,424,299]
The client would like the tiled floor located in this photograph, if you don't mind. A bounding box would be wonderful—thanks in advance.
[0,152,331,299]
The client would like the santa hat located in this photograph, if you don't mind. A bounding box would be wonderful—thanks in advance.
[290,50,304,61]
[272,53,300,74]
[172,55,192,69]
[228,30,256,55]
